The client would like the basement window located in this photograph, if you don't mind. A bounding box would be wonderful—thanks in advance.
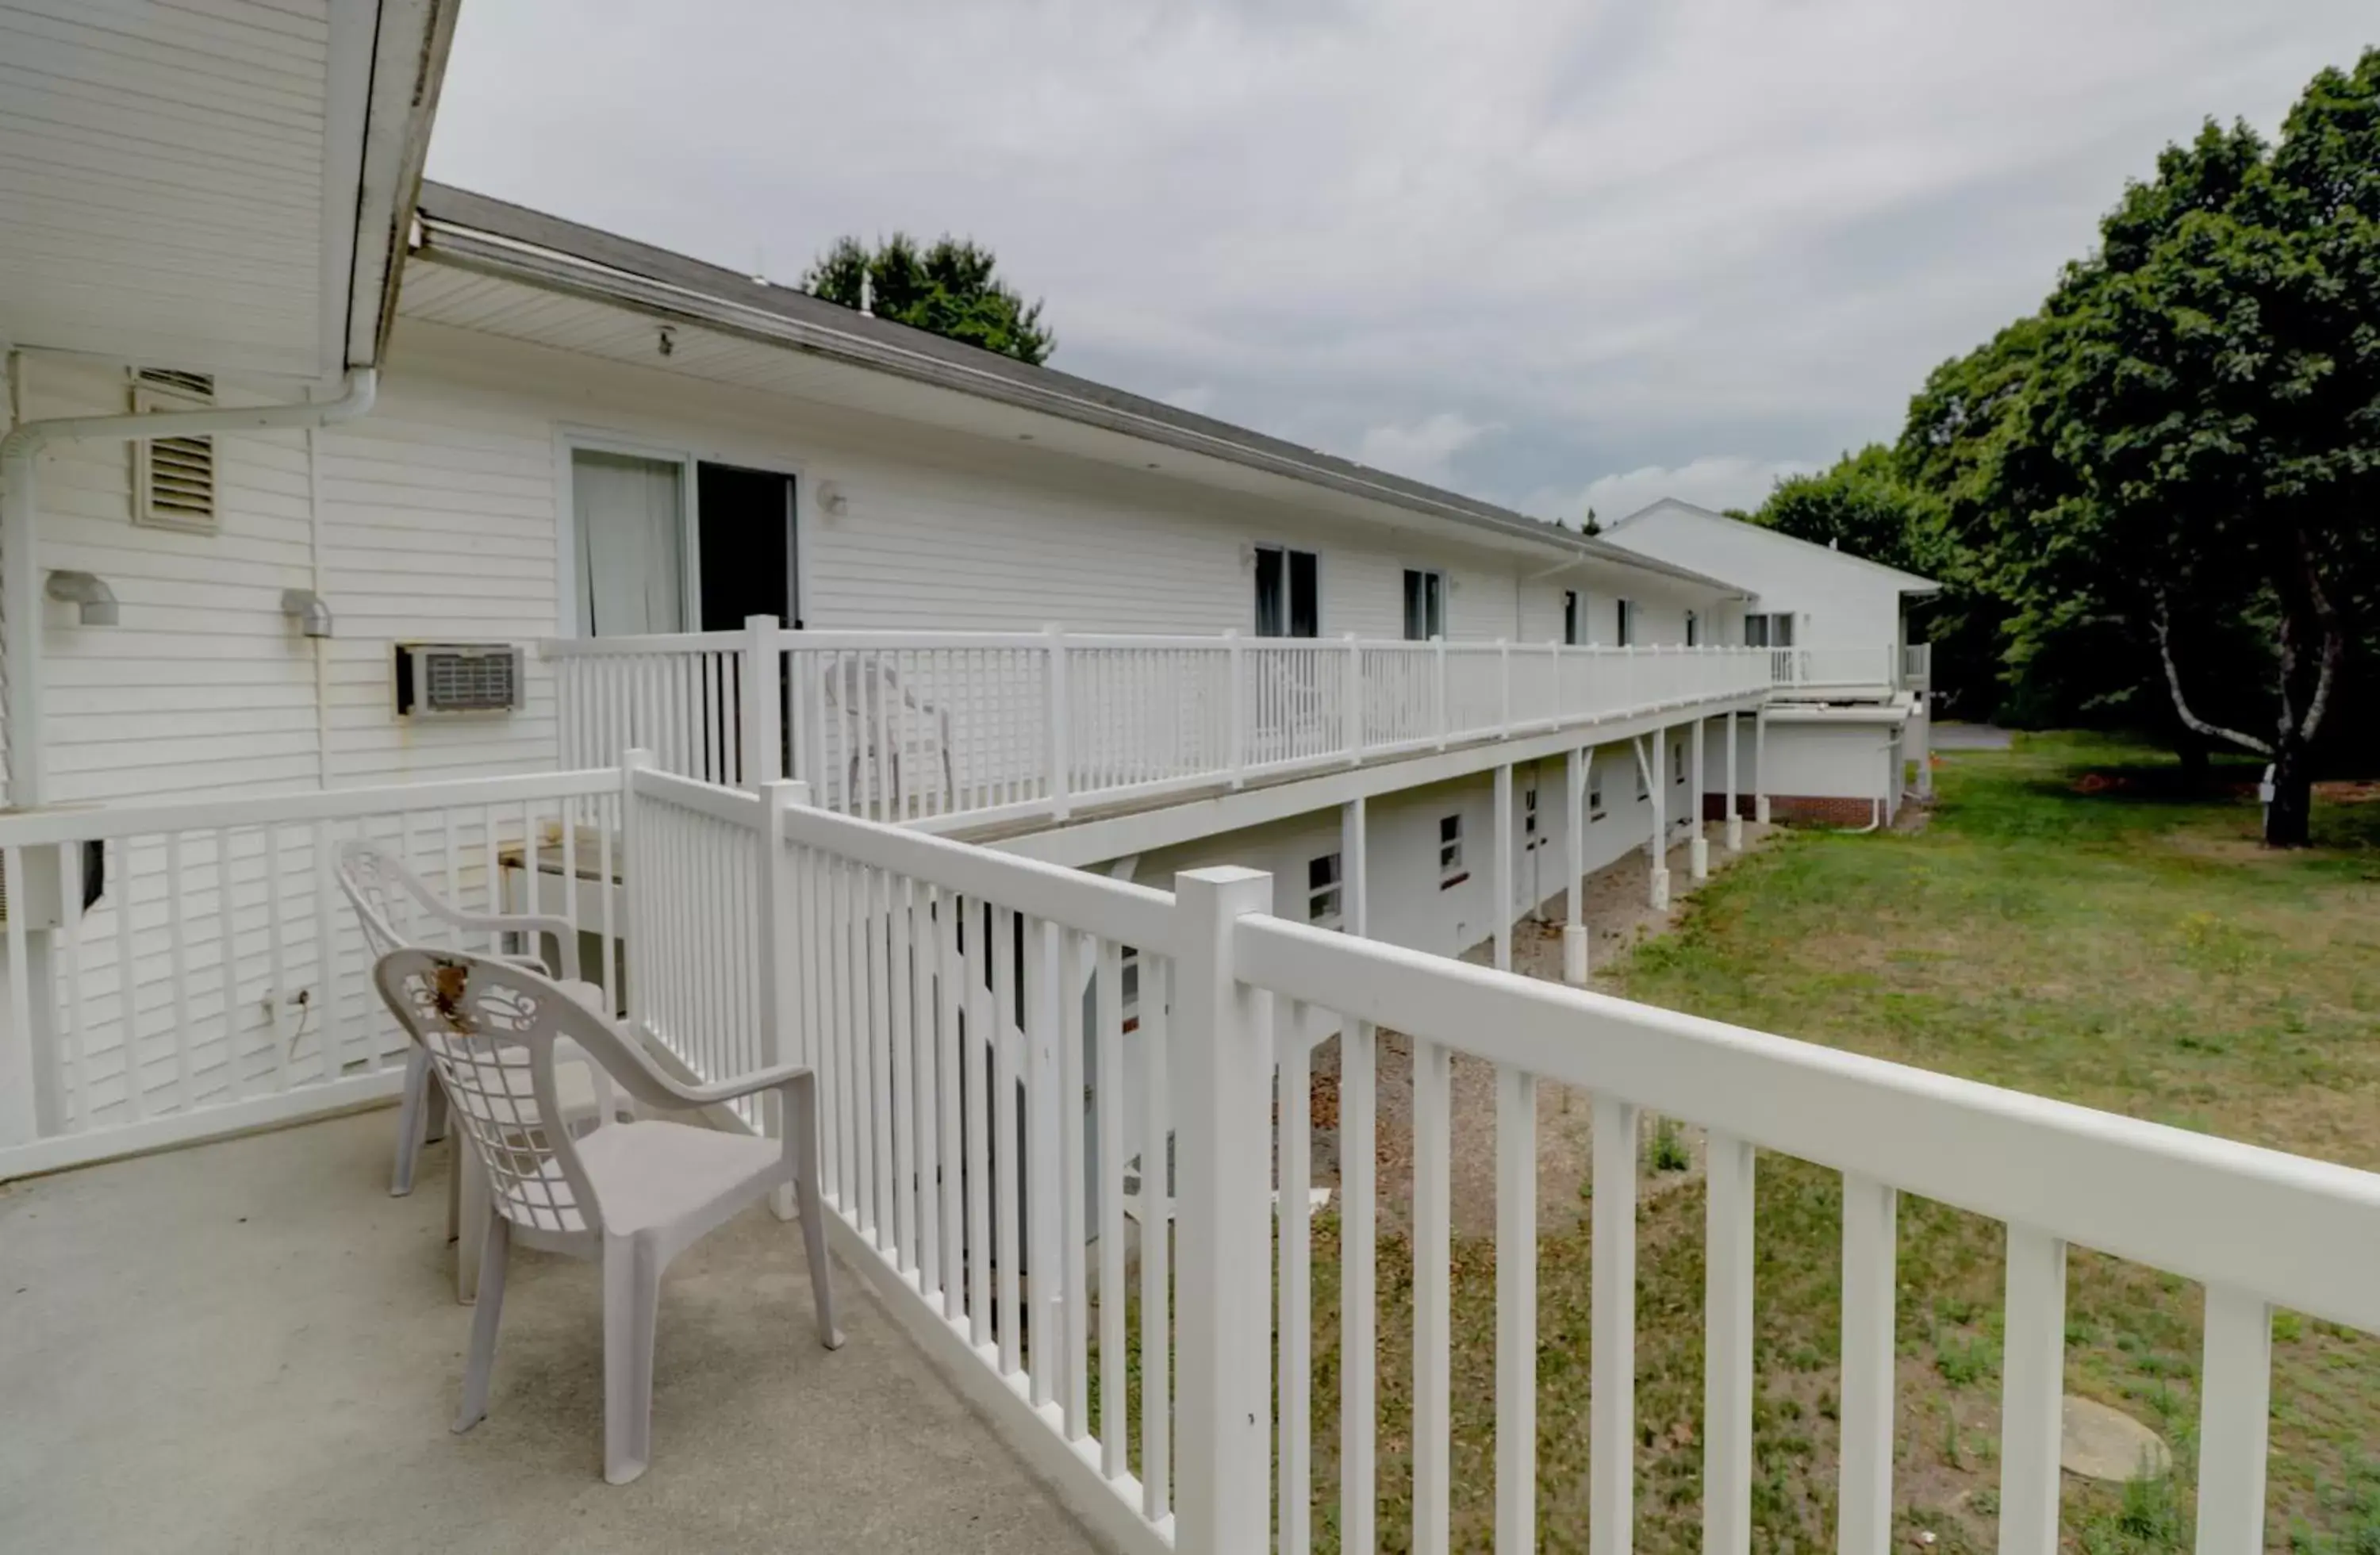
[1673,742,1686,784]
[1307,853,1342,928]
[1587,756,1606,820]
[1438,814,1467,889]
[1635,754,1650,800]
[130,368,217,534]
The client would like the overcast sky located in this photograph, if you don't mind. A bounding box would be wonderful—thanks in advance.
[427,2,2373,521]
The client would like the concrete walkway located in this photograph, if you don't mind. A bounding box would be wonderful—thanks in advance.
[1931,721,2013,751]
[0,1111,1101,1555]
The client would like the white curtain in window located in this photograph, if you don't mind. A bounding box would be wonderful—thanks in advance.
[574,450,685,636]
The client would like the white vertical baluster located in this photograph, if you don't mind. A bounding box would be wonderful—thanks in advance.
[911,878,942,1298]
[1061,927,1091,1442]
[889,874,917,1273]
[55,842,86,1125]
[1590,1094,1637,1555]
[1096,935,1127,1480]
[1413,1034,1453,1555]
[1998,1225,2067,1555]
[1705,1132,1756,1555]
[2194,1285,2273,1555]
[967,897,996,1350]
[1028,916,1060,1408]
[1838,1174,1898,1555]
[993,905,1023,1378]
[1495,1061,1537,1553]
[2,847,33,1138]
[163,833,194,1110]
[939,888,969,1322]
[1139,954,1173,1523]
[869,866,895,1249]
[212,830,244,1102]
[1280,1003,1313,1555]
[260,826,288,1094]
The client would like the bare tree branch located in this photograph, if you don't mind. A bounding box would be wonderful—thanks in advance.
[2152,593,2272,756]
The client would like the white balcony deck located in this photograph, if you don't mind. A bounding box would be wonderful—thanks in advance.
[0,1108,1101,1555]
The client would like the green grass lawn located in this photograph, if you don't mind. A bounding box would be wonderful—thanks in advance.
[1297,732,2380,1554]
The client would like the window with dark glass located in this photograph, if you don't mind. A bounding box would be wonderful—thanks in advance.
[1255,545,1320,637]
[1402,568,1445,641]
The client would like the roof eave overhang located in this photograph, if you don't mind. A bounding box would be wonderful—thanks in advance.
[326,0,459,376]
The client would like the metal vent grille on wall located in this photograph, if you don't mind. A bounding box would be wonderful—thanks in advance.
[396,644,524,717]
[130,368,217,534]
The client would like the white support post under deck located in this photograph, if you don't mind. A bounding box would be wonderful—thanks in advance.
[1492,762,1514,971]
[1690,716,1709,881]
[1725,711,1744,851]
[1754,709,1772,825]
[1640,731,1669,911]
[1562,746,1588,985]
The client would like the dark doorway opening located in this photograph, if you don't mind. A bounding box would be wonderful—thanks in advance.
[697,463,799,629]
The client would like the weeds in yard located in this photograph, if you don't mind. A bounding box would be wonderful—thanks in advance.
[1648,1115,1691,1173]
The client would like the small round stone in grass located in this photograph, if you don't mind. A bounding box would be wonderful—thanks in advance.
[2061,1395,2173,1480]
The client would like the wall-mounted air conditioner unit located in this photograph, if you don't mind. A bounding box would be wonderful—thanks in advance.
[395,643,524,718]
[0,841,106,929]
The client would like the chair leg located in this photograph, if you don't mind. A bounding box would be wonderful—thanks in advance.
[423,1069,449,1144]
[392,1048,432,1196]
[456,1148,488,1304]
[454,1211,509,1433]
[602,1237,662,1485]
[790,1081,844,1351]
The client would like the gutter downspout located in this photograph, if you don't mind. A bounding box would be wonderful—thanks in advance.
[0,367,377,808]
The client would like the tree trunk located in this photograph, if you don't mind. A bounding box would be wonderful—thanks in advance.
[2265,735,2313,848]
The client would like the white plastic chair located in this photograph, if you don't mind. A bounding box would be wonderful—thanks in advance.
[822,655,954,817]
[374,947,842,1485]
[336,839,617,1197]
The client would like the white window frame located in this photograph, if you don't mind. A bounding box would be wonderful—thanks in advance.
[1563,589,1584,646]
[1253,543,1322,638]
[1438,813,1466,889]
[1686,609,1700,647]
[1307,851,1343,928]
[556,424,812,639]
[1587,754,1606,820]
[1673,739,1686,784]
[1615,597,1635,647]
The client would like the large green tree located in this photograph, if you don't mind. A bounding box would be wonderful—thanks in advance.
[804,233,1055,365]
[1748,50,2380,843]
[2013,53,2380,845]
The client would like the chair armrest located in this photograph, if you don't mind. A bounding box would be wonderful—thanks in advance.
[578,1020,812,1116]
[443,912,583,981]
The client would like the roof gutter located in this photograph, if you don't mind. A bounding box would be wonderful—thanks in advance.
[413,221,1741,594]
[0,367,377,808]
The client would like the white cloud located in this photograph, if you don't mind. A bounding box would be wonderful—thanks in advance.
[1526,456,1818,527]
[425,2,2376,505]
[1355,412,1496,486]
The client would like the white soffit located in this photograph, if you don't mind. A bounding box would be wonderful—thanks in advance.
[0,0,452,379]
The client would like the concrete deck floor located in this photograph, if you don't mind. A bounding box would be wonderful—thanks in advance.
[0,1110,1102,1555]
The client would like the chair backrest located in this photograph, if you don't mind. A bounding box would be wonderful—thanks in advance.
[336,839,417,958]
[373,947,635,1246]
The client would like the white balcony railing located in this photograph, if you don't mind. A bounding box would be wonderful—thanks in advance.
[6,760,2375,1553]
[1766,644,1903,689]
[0,768,624,1174]
[1903,640,1933,689]
[617,761,2380,1555]
[550,624,1773,827]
